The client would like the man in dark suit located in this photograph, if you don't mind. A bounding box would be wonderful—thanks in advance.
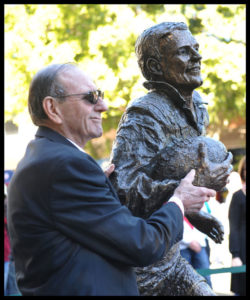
[7,63,216,296]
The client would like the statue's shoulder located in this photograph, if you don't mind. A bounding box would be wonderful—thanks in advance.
[127,92,171,116]
[127,92,156,108]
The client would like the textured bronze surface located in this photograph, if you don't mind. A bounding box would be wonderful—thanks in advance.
[110,22,232,295]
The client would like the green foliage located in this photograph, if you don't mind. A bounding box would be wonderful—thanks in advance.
[130,4,165,17]
[216,5,235,18]
[193,4,206,11]
[25,4,37,15]
[53,5,114,58]
[202,73,245,124]
[188,17,204,35]
[100,33,137,75]
[5,4,246,159]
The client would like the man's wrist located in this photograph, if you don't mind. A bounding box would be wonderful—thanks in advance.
[168,196,184,217]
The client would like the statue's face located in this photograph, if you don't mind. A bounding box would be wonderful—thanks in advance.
[159,29,203,90]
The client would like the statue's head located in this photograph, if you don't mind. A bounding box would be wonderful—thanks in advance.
[135,22,203,90]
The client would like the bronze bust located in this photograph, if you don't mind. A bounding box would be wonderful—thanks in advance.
[110,22,232,295]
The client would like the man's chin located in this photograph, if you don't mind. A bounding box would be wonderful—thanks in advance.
[93,131,103,139]
[184,77,203,89]
[194,79,203,88]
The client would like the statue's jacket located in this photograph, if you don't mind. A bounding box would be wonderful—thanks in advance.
[110,80,213,295]
[110,80,209,219]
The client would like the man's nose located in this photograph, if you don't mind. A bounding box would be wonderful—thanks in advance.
[95,97,108,112]
[191,48,202,61]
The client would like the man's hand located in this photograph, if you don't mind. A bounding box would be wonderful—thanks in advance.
[104,163,115,178]
[189,240,201,253]
[173,169,216,213]
[232,257,243,267]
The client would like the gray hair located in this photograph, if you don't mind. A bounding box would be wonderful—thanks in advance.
[28,63,77,125]
[135,22,188,80]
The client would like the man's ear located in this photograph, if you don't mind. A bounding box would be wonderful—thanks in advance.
[42,97,63,124]
[146,58,163,77]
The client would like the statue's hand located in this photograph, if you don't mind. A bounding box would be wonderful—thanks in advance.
[194,143,233,191]
[186,210,224,244]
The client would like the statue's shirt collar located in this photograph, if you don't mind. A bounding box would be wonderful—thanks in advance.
[143,80,208,134]
[143,80,207,110]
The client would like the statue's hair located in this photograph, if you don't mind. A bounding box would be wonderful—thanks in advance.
[135,22,188,80]
[28,63,78,125]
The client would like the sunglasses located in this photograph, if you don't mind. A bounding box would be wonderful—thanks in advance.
[52,89,104,105]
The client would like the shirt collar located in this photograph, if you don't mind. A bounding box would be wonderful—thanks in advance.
[143,80,208,134]
[66,138,85,153]
[143,80,208,109]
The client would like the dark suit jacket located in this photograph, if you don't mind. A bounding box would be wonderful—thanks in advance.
[229,189,246,295]
[7,126,183,296]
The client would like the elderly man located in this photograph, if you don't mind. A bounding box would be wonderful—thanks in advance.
[7,63,216,296]
[110,22,232,295]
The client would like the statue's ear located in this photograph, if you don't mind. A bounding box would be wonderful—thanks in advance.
[146,58,163,76]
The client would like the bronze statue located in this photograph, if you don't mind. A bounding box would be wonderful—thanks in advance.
[110,22,233,295]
